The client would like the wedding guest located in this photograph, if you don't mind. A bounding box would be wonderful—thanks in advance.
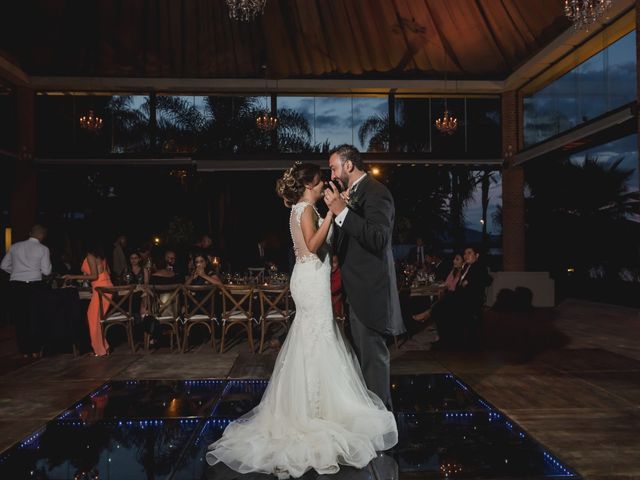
[428,251,450,282]
[443,246,492,347]
[112,235,128,278]
[193,234,213,253]
[149,255,178,285]
[444,253,464,292]
[186,253,222,287]
[412,253,463,322]
[1,225,52,358]
[164,249,177,273]
[126,250,149,285]
[139,244,153,271]
[409,237,427,267]
[63,240,111,356]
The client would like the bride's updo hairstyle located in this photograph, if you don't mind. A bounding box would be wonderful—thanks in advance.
[276,161,321,208]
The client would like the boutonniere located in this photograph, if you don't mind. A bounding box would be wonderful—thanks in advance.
[347,192,362,210]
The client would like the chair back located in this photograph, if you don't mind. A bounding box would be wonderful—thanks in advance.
[96,285,135,322]
[183,284,217,321]
[247,268,265,283]
[147,284,182,319]
[220,285,254,323]
[258,285,291,322]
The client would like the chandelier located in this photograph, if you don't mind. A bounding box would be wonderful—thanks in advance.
[435,103,458,135]
[256,111,278,132]
[225,0,267,21]
[564,0,612,31]
[79,110,103,133]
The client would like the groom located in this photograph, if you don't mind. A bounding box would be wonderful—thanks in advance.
[324,144,405,410]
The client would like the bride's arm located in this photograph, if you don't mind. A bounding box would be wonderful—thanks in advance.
[300,206,334,254]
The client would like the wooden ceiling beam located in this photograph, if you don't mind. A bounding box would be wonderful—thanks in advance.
[0,53,29,86]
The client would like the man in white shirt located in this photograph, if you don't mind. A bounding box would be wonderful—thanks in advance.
[1,224,52,357]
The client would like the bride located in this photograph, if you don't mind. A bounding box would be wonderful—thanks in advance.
[206,162,397,478]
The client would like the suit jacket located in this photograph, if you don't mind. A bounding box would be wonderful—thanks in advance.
[433,260,450,283]
[455,262,492,311]
[336,175,405,336]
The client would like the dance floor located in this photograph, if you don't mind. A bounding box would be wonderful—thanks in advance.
[0,374,579,479]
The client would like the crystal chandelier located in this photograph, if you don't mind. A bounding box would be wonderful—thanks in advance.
[79,110,103,133]
[564,0,612,31]
[226,0,267,22]
[256,111,278,131]
[435,106,458,135]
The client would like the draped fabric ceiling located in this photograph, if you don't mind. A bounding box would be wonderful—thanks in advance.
[0,0,569,80]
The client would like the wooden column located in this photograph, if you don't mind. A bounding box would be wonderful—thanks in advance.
[501,90,525,271]
[10,87,36,242]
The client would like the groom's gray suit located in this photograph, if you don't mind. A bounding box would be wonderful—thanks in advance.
[335,174,405,409]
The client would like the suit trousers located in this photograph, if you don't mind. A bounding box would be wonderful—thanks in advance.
[9,280,44,354]
[349,304,393,410]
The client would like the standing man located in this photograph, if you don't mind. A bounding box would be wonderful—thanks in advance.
[1,225,52,358]
[411,237,426,267]
[324,144,405,409]
[112,235,128,279]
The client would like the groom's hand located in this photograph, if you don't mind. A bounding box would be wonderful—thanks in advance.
[324,182,347,216]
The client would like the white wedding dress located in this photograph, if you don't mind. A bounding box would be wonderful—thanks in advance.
[206,201,397,478]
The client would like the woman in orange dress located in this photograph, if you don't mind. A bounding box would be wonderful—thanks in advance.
[64,246,112,356]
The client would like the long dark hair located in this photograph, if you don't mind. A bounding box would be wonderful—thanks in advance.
[276,161,321,207]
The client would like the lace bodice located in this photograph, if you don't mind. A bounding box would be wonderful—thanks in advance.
[290,201,331,263]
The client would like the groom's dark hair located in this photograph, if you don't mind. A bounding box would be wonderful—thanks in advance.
[330,144,365,171]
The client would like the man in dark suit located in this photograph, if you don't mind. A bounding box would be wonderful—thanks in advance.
[428,251,450,282]
[409,237,427,267]
[324,144,405,409]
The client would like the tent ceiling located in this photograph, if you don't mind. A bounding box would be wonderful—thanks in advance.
[0,0,569,81]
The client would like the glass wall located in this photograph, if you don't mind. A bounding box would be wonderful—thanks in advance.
[569,134,639,195]
[524,31,637,147]
[33,93,500,157]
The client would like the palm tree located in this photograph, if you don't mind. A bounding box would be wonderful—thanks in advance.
[524,154,637,272]
[478,169,500,245]
[106,96,152,152]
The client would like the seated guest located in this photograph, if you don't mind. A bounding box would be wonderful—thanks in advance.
[126,250,149,285]
[415,246,491,347]
[186,253,222,287]
[1,225,52,358]
[164,249,177,272]
[457,245,492,316]
[139,244,153,271]
[330,255,344,318]
[444,253,464,292]
[428,251,450,282]
[412,253,463,322]
[149,256,177,285]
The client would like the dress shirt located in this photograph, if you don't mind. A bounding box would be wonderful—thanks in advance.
[1,237,52,282]
[335,174,367,227]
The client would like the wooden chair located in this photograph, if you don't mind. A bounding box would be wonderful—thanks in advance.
[257,285,293,353]
[96,285,136,353]
[182,284,217,352]
[219,285,255,353]
[247,268,265,283]
[144,284,182,350]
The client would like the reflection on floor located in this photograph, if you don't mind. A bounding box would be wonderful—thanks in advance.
[0,375,579,479]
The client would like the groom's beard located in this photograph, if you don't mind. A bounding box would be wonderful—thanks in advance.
[339,173,349,190]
